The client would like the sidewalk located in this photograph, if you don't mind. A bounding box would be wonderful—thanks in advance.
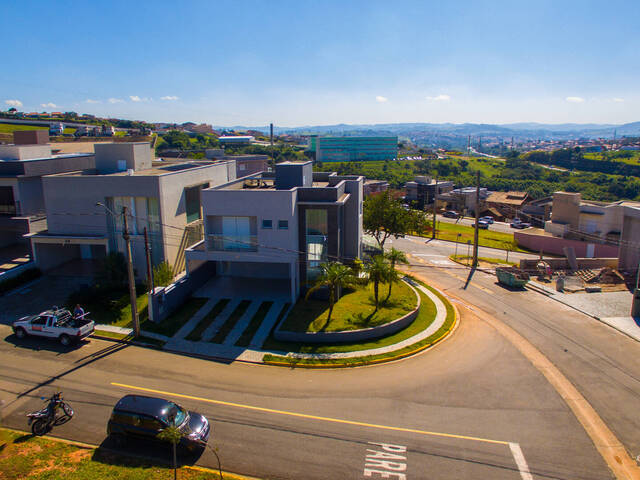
[527,280,640,342]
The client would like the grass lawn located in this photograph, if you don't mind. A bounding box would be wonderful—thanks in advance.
[0,428,233,480]
[417,221,527,252]
[262,285,435,354]
[235,301,273,347]
[185,298,230,341]
[279,280,416,334]
[211,300,251,343]
[72,291,149,328]
[140,297,208,337]
[450,254,517,266]
[0,122,47,133]
[263,280,454,365]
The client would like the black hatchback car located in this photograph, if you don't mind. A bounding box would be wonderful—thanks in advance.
[107,395,210,453]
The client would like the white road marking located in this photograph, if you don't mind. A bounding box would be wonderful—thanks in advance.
[364,442,407,479]
[509,442,533,480]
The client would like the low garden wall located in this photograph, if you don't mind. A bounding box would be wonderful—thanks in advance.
[274,280,421,344]
[519,258,618,271]
[148,262,215,323]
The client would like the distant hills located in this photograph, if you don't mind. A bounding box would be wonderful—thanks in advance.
[216,121,640,141]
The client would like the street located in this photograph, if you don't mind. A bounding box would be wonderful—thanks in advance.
[1,236,639,479]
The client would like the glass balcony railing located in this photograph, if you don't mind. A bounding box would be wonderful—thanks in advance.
[207,234,258,252]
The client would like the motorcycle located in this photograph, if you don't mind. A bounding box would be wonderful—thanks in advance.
[27,392,74,436]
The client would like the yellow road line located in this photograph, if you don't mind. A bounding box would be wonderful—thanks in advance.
[111,382,508,446]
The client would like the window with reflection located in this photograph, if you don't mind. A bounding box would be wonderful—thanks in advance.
[306,209,328,282]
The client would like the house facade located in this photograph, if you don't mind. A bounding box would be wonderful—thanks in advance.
[185,161,363,302]
[29,142,236,277]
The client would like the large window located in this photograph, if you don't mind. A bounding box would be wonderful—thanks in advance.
[185,183,209,224]
[106,196,162,264]
[306,209,328,282]
[0,186,16,215]
[207,216,257,251]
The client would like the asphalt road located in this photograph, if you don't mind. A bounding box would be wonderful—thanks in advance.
[434,214,516,233]
[1,237,638,479]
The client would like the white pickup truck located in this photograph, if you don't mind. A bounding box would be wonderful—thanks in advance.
[12,307,95,346]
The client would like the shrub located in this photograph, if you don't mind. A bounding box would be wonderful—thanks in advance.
[0,268,42,296]
[152,261,174,288]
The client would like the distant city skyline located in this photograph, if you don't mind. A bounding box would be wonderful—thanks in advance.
[1,0,639,126]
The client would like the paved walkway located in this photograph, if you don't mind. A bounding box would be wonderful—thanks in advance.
[223,301,262,346]
[250,301,288,348]
[201,299,241,342]
[173,298,220,340]
[528,280,640,342]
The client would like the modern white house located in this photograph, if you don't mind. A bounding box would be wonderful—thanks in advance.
[185,161,363,302]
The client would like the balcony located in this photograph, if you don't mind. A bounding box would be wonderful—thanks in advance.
[207,234,258,252]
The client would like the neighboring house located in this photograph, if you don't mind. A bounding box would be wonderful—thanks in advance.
[205,149,270,177]
[186,161,363,302]
[438,187,489,216]
[309,136,398,162]
[515,191,640,266]
[363,179,389,196]
[0,133,95,250]
[521,196,553,226]
[485,191,530,219]
[404,176,454,209]
[28,142,236,278]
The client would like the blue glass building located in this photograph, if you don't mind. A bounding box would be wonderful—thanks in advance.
[309,136,398,162]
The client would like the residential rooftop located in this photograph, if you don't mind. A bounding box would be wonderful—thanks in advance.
[48,159,233,178]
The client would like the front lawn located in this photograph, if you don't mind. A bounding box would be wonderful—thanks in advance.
[67,288,149,328]
[262,284,436,354]
[418,221,527,252]
[279,280,416,333]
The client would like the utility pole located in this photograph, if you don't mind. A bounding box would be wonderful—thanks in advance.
[122,206,139,337]
[144,227,154,293]
[473,171,480,268]
[270,122,274,166]
[431,176,438,240]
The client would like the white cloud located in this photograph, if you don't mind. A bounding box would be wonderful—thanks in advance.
[40,102,57,108]
[160,95,179,101]
[375,95,388,103]
[129,95,142,102]
[85,99,100,104]
[426,94,451,102]
[612,97,624,103]
[108,98,124,104]
[566,96,585,103]
[5,99,22,107]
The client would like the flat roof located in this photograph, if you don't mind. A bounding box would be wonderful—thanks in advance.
[50,159,230,178]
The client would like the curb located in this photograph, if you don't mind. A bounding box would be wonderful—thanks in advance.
[263,284,459,369]
[90,332,163,349]
[0,426,255,480]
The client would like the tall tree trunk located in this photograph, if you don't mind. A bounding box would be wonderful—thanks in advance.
[374,280,379,310]
[385,260,396,302]
[327,286,335,322]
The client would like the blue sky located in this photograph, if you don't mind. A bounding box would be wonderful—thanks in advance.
[1,0,638,126]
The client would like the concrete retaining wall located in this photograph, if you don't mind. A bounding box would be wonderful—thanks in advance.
[519,258,618,271]
[514,231,619,258]
[148,262,215,323]
[274,280,420,344]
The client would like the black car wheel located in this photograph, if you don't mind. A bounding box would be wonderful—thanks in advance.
[14,328,27,339]
[110,434,127,448]
[59,334,71,346]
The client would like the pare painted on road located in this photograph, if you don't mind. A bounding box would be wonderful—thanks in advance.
[363,441,407,479]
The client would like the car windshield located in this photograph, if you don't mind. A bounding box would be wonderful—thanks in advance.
[162,402,188,427]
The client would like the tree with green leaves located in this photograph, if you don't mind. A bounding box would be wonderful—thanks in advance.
[384,248,408,302]
[157,424,185,480]
[152,261,174,288]
[365,254,392,310]
[305,262,358,324]
[363,191,414,249]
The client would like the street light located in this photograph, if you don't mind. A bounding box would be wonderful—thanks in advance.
[96,202,140,337]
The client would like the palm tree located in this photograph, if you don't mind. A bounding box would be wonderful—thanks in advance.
[157,424,185,480]
[384,248,408,302]
[365,255,392,310]
[305,262,357,324]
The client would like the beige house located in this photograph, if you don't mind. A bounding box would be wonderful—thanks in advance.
[29,142,236,278]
